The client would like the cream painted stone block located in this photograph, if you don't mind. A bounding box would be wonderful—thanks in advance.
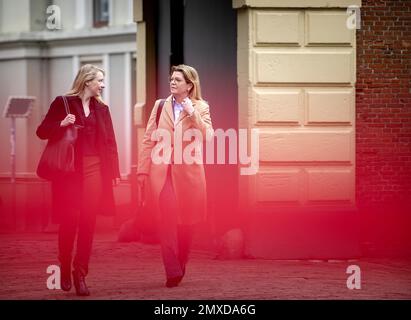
[134,103,145,126]
[306,89,353,124]
[134,0,143,22]
[254,11,302,45]
[306,11,354,45]
[235,1,358,215]
[256,169,301,202]
[233,0,362,9]
[237,48,250,75]
[237,9,251,50]
[259,130,352,162]
[1,0,30,33]
[254,88,302,124]
[254,50,353,84]
[307,169,353,202]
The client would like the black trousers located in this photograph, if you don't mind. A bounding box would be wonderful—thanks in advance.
[159,165,193,279]
[58,156,102,276]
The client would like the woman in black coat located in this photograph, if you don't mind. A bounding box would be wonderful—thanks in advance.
[36,64,120,296]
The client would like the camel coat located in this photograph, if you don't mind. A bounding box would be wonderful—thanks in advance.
[137,95,213,225]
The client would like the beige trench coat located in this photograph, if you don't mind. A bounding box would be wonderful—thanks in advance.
[137,95,213,225]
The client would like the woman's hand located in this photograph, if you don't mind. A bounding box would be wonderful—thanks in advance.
[182,98,195,115]
[136,174,147,206]
[112,178,120,186]
[60,114,76,127]
[137,174,147,189]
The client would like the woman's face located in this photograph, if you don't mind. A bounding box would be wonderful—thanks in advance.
[169,71,192,97]
[87,71,105,97]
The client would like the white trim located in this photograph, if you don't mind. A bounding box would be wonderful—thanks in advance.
[108,0,114,27]
[79,55,104,63]
[87,0,94,29]
[0,47,43,60]
[0,24,136,42]
[126,0,134,25]
[54,42,135,58]
[72,55,80,79]
[0,42,136,61]
[75,0,87,29]
[0,41,136,60]
[103,53,110,106]
[123,51,132,176]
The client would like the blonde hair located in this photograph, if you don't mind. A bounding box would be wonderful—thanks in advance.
[170,64,202,101]
[66,64,105,103]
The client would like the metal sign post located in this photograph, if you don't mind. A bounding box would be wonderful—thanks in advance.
[10,117,16,183]
[3,96,35,230]
[3,96,35,183]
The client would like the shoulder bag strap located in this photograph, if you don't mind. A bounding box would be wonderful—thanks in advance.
[62,96,70,115]
[156,99,166,127]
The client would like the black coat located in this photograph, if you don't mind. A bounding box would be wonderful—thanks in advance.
[36,95,120,223]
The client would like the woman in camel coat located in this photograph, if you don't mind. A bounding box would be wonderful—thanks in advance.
[137,64,213,287]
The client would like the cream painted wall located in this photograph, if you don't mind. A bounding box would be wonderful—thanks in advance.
[30,0,50,31]
[109,53,132,176]
[0,0,31,33]
[111,0,133,26]
[48,58,73,101]
[53,0,78,30]
[237,1,359,212]
[0,0,50,33]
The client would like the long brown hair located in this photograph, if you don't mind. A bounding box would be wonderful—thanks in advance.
[66,64,105,103]
[170,64,202,101]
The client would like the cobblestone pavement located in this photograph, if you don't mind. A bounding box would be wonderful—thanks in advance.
[0,232,410,300]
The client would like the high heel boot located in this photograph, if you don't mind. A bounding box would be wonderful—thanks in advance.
[60,263,72,291]
[72,270,90,296]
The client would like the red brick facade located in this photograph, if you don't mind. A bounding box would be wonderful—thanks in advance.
[356,0,411,210]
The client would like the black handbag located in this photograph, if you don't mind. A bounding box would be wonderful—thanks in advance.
[36,96,80,181]
[118,183,159,244]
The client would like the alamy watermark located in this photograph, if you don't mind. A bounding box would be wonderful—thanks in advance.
[150,128,259,176]
[46,265,61,290]
[346,5,361,30]
[46,5,61,30]
[346,265,361,290]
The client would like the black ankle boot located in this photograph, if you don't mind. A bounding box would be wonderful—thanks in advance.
[165,267,185,288]
[60,265,72,291]
[165,275,183,288]
[72,270,90,296]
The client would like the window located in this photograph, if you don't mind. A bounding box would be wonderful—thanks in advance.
[80,56,103,69]
[93,0,109,28]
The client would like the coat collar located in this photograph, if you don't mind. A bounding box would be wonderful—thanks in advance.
[65,95,106,127]
[66,95,106,110]
[163,96,175,127]
[164,95,198,126]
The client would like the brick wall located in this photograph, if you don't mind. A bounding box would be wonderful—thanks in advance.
[356,0,411,210]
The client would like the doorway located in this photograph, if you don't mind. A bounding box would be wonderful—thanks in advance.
[155,0,239,239]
